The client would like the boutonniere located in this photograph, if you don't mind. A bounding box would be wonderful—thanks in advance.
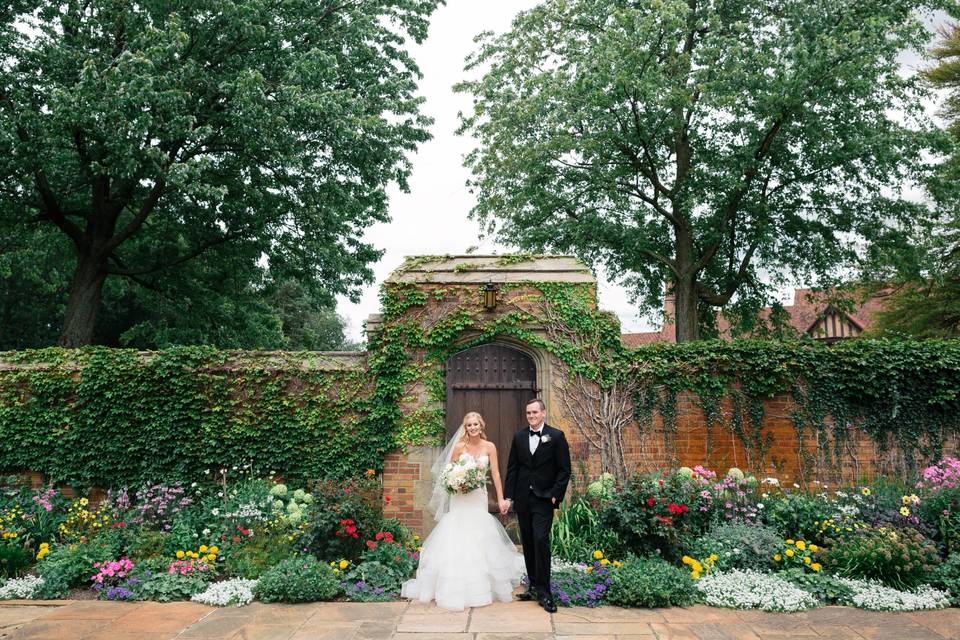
[540,434,552,444]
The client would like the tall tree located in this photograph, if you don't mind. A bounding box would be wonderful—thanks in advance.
[0,0,441,347]
[874,22,960,338]
[457,0,949,341]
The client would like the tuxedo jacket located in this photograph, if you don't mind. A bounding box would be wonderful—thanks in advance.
[504,423,572,512]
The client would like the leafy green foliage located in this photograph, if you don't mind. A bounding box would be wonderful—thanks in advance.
[929,552,960,606]
[762,491,832,542]
[0,0,441,346]
[825,526,940,589]
[777,567,856,605]
[0,346,377,485]
[457,0,948,341]
[132,571,208,602]
[606,555,697,608]
[253,556,340,603]
[686,522,781,572]
[0,541,30,578]
[551,497,625,562]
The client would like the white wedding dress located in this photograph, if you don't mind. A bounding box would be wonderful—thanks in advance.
[401,452,525,611]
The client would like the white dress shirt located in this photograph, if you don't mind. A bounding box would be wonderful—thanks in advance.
[529,423,545,455]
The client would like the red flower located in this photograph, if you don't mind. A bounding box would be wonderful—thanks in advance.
[366,540,377,550]
[658,479,665,486]
[668,503,686,515]
[375,532,385,541]
[384,496,392,503]
[646,497,655,507]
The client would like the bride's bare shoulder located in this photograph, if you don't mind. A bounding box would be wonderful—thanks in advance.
[485,440,497,454]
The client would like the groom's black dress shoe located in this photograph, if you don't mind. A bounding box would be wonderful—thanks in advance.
[516,588,538,601]
[539,595,557,613]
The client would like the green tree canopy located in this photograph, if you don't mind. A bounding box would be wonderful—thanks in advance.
[0,0,441,347]
[875,21,960,338]
[457,0,951,341]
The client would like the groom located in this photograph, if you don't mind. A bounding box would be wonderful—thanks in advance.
[500,398,571,613]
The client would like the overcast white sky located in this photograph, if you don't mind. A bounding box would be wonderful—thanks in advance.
[335,1,949,344]
[333,0,653,343]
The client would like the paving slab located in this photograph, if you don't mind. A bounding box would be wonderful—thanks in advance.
[0,601,957,639]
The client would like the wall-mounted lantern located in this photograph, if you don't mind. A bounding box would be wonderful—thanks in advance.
[483,281,498,311]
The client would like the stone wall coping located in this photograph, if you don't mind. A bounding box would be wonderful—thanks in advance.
[385,254,596,284]
[0,350,368,372]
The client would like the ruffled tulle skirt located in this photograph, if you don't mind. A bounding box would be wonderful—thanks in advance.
[401,488,525,611]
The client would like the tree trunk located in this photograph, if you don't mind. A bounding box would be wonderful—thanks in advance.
[58,253,108,347]
[673,275,699,342]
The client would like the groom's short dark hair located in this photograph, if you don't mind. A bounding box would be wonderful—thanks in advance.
[526,398,545,411]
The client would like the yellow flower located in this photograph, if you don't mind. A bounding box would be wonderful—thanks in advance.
[785,539,795,545]
[682,556,693,565]
[612,560,622,568]
[809,544,818,552]
[206,554,216,562]
[339,560,349,570]
[785,549,795,558]
[861,488,871,496]
[804,556,811,565]
[586,566,594,573]
[600,558,610,565]
[708,554,718,562]
[774,554,782,562]
[910,494,920,504]
[902,496,911,505]
[691,571,701,580]
[900,507,910,516]
[79,498,88,506]
[209,546,219,554]
[795,541,806,551]
[811,563,822,572]
[366,469,376,477]
[176,550,185,559]
[593,550,604,560]
[199,545,208,553]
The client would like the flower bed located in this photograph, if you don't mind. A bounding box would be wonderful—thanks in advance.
[1,459,959,610]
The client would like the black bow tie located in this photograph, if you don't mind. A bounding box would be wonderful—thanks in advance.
[529,429,542,438]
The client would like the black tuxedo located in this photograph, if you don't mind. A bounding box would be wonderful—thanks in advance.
[504,423,571,597]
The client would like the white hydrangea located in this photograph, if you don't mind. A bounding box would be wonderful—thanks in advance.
[696,570,817,612]
[834,578,951,611]
[0,575,45,600]
[191,579,258,607]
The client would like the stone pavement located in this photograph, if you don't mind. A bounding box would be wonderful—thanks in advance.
[1,600,958,640]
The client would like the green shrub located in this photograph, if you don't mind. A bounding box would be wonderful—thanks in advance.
[762,491,831,542]
[253,556,340,603]
[929,552,960,606]
[36,539,120,588]
[133,571,208,602]
[777,567,855,605]
[825,526,939,589]
[552,497,624,562]
[222,528,296,579]
[0,541,31,578]
[919,487,960,556]
[606,555,697,608]
[686,521,780,572]
[302,477,383,563]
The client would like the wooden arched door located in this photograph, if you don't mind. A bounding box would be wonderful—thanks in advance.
[445,344,538,512]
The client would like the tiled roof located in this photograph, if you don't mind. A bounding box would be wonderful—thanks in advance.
[621,287,890,345]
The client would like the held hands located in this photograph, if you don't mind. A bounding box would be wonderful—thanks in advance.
[499,499,511,515]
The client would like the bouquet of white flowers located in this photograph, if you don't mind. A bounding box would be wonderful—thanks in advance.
[440,454,488,494]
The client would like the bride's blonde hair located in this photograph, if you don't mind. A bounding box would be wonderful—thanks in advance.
[459,411,487,441]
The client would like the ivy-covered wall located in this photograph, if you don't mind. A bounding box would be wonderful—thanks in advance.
[0,347,375,488]
[2,255,959,535]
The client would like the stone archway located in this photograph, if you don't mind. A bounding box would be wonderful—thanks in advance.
[445,343,538,512]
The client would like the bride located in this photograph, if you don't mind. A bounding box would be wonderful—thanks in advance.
[401,411,525,610]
